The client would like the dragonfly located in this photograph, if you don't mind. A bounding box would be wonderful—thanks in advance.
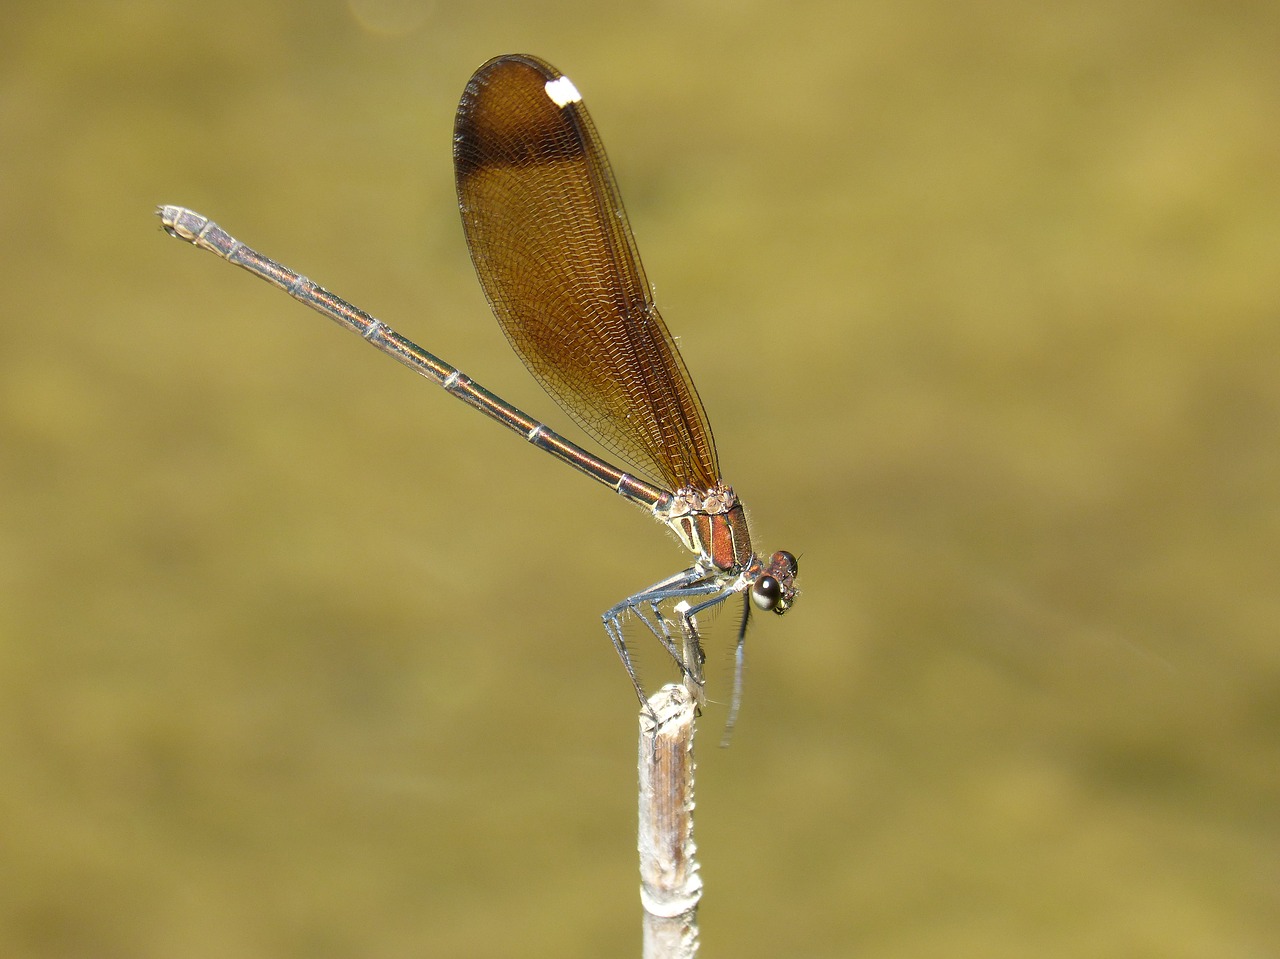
[160,53,798,737]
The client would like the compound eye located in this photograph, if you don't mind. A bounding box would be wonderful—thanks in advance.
[751,575,782,611]
[773,550,798,576]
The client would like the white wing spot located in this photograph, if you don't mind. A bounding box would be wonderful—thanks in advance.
[544,75,582,108]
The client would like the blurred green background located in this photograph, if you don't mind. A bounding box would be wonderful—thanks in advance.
[2,1,1277,956]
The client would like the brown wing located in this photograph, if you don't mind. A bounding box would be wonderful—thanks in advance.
[453,54,719,492]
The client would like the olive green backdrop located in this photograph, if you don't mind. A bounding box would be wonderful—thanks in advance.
[2,1,1277,956]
